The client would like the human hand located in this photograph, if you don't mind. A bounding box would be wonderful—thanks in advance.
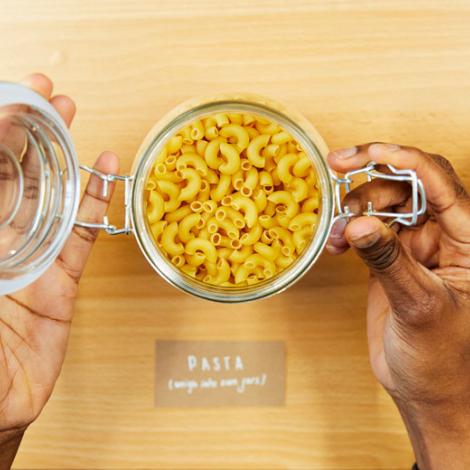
[0,74,119,467]
[327,143,470,469]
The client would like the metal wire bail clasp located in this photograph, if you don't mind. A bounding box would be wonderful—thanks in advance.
[75,165,134,235]
[331,162,427,226]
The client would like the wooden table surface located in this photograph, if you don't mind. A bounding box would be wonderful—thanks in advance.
[3,1,470,468]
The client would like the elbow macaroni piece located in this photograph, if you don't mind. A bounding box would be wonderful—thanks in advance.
[178,168,202,202]
[176,152,208,176]
[219,124,250,151]
[145,111,320,286]
[147,191,165,223]
[219,142,241,175]
[247,134,270,168]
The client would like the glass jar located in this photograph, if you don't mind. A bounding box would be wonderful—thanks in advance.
[0,85,426,302]
[0,82,79,295]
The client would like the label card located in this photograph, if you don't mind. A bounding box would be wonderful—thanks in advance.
[155,341,285,408]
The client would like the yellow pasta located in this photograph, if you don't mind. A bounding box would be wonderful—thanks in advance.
[252,188,267,213]
[147,191,165,223]
[210,173,232,202]
[165,204,192,223]
[186,252,206,267]
[181,144,196,154]
[271,131,292,145]
[204,137,224,169]
[181,264,197,277]
[243,167,259,192]
[180,126,193,145]
[207,216,239,240]
[150,220,167,242]
[214,113,230,127]
[157,180,180,212]
[244,254,276,278]
[277,153,298,183]
[267,191,299,218]
[231,193,258,228]
[232,169,244,191]
[161,222,184,256]
[288,212,318,231]
[217,247,233,259]
[219,124,250,151]
[213,258,231,284]
[245,126,259,139]
[178,168,202,202]
[258,214,277,229]
[255,121,280,135]
[145,111,320,287]
[268,227,295,256]
[247,134,270,168]
[253,242,280,261]
[227,113,243,125]
[289,177,309,202]
[206,168,219,184]
[219,142,241,175]
[302,193,320,212]
[240,223,262,246]
[176,152,208,176]
[293,226,314,255]
[178,213,201,243]
[293,155,311,178]
[196,139,209,157]
[191,120,205,141]
[215,206,245,229]
[197,179,211,202]
[185,237,217,263]
[262,144,280,158]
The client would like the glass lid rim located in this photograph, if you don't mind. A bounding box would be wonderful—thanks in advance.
[0,81,81,275]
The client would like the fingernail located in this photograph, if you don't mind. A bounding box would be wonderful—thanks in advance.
[332,146,358,159]
[326,243,345,255]
[19,76,33,86]
[330,218,347,239]
[386,143,401,151]
[369,143,401,158]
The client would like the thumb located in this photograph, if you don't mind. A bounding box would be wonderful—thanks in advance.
[56,151,119,283]
[344,216,438,322]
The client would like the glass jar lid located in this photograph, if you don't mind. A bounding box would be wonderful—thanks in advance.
[0,82,80,294]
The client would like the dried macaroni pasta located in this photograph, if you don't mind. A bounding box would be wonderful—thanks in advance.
[144,113,320,286]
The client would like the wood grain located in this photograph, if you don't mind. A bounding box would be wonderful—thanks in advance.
[2,0,470,468]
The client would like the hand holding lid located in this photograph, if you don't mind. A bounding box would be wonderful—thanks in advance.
[0,74,119,467]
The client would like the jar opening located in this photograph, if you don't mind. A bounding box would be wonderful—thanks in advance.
[131,95,334,302]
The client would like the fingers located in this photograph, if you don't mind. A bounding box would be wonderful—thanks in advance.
[50,95,76,128]
[328,143,470,241]
[326,218,349,254]
[19,74,76,127]
[344,178,411,216]
[326,178,412,256]
[0,73,52,151]
[19,73,53,99]
[56,151,120,283]
[398,220,441,268]
[1,74,76,156]
[344,216,443,323]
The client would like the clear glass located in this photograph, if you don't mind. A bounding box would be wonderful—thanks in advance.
[0,83,80,295]
[130,94,335,302]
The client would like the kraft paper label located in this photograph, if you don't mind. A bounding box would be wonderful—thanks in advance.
[155,341,285,408]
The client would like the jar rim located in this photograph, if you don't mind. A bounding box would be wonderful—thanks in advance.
[131,94,335,302]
